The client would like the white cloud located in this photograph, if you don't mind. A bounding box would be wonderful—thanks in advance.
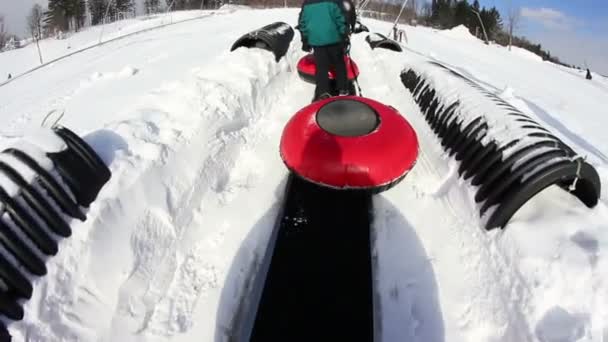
[521,7,578,31]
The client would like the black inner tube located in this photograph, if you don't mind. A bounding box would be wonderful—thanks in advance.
[316,99,380,137]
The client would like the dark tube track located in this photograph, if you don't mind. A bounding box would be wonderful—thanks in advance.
[250,175,374,342]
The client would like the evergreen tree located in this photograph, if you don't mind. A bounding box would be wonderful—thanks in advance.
[73,0,87,30]
[44,0,86,32]
[453,0,470,27]
[44,0,69,32]
[479,6,502,39]
[144,0,161,14]
[431,0,439,23]
[89,0,107,25]
[115,0,135,13]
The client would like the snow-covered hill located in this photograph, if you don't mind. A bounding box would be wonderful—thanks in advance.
[0,7,607,342]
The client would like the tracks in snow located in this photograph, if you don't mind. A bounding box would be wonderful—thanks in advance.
[11,45,299,341]
[353,38,537,341]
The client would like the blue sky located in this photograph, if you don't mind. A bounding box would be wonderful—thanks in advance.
[478,0,608,74]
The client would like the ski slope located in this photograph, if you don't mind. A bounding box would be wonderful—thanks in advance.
[0,7,607,342]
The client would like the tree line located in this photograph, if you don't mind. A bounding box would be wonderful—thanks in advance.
[420,0,570,67]
[0,0,581,70]
[359,0,572,68]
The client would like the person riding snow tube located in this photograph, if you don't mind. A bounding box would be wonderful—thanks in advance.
[298,0,350,101]
[296,53,359,98]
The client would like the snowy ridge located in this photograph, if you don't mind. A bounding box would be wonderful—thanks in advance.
[352,41,537,341]
[404,59,575,159]
[8,40,297,341]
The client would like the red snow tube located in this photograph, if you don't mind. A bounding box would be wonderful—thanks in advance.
[280,96,418,192]
[297,53,360,84]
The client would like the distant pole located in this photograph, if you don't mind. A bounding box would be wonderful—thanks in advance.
[472,9,489,45]
[166,0,177,24]
[387,0,409,36]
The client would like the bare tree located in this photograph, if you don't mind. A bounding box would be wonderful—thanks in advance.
[27,4,45,64]
[0,14,7,50]
[506,1,520,51]
[28,4,44,39]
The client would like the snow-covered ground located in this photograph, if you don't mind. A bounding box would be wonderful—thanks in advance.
[0,7,607,342]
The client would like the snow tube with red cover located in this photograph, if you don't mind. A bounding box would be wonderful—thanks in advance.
[297,54,360,84]
[280,96,418,192]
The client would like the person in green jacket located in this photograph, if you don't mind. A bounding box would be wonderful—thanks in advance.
[298,0,350,101]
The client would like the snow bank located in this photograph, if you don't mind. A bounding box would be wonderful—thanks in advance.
[219,4,253,11]
[509,46,543,62]
[0,10,212,81]
[7,41,298,341]
[440,24,478,42]
[359,17,608,342]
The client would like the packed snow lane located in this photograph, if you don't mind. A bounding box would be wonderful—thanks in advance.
[355,20,608,342]
[352,37,536,342]
[3,11,301,341]
[0,9,298,136]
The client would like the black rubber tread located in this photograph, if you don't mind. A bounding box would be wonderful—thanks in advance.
[520,125,550,133]
[463,140,517,181]
[415,82,431,100]
[429,102,445,131]
[420,88,436,115]
[251,175,373,341]
[475,148,567,203]
[424,97,440,125]
[0,219,46,276]
[441,118,463,148]
[454,124,488,161]
[415,86,432,112]
[51,134,106,198]
[438,111,460,140]
[401,69,417,88]
[0,291,24,320]
[515,118,541,125]
[458,140,486,172]
[231,22,294,62]
[556,162,602,208]
[460,141,498,177]
[433,102,453,132]
[480,151,568,214]
[0,187,57,256]
[3,149,84,221]
[53,126,111,184]
[434,103,459,132]
[413,80,429,98]
[47,150,99,207]
[0,162,71,238]
[0,253,32,299]
[471,140,565,187]
[485,161,599,229]
[365,33,402,51]
[449,117,483,156]
[401,64,602,230]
